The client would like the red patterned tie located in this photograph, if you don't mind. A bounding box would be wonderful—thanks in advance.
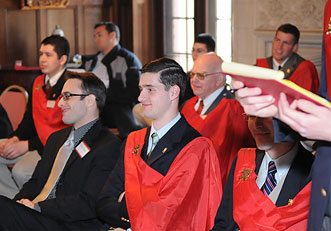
[197,100,204,115]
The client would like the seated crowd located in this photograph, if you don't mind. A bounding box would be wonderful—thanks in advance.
[0,20,327,231]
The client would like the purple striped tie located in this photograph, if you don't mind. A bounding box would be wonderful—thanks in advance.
[261,161,277,195]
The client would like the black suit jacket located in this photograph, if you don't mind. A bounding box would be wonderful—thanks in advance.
[14,120,121,231]
[96,116,201,229]
[212,144,314,231]
[0,104,13,138]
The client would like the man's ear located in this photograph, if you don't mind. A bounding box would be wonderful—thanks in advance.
[170,85,180,101]
[292,43,299,53]
[85,94,97,108]
[59,55,68,66]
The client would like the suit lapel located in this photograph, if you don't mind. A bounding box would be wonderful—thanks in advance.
[204,91,224,115]
[255,149,265,174]
[276,144,312,206]
[146,117,187,165]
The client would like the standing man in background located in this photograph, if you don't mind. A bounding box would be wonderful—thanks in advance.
[82,21,142,139]
[256,23,319,93]
[0,35,70,198]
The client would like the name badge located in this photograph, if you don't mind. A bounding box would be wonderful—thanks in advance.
[75,141,91,158]
[46,100,56,108]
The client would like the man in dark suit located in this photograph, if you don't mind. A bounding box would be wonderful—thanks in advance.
[96,57,222,230]
[0,72,121,231]
[212,115,314,230]
[181,52,253,186]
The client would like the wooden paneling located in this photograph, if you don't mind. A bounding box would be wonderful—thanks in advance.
[0,9,7,68]
[7,10,38,67]
[82,6,102,54]
[0,1,104,69]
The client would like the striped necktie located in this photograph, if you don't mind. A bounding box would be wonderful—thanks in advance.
[261,161,277,195]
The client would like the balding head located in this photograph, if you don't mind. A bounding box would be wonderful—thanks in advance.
[190,52,226,99]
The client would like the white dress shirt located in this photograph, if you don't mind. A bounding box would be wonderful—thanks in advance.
[256,143,298,203]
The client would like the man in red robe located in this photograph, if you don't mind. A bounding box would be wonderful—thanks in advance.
[256,23,319,93]
[212,116,314,230]
[181,52,253,186]
[0,35,69,198]
[96,57,222,231]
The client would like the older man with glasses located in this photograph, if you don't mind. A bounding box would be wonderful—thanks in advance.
[181,52,254,186]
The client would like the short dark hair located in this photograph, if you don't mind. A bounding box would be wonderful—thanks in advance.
[141,58,187,105]
[276,23,300,44]
[94,21,120,41]
[41,35,70,62]
[194,33,216,52]
[66,71,107,112]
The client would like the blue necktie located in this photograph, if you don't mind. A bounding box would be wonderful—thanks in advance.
[261,161,277,195]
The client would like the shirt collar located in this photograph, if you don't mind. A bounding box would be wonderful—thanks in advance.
[272,57,289,70]
[45,68,65,87]
[264,143,298,173]
[73,119,98,146]
[150,113,181,140]
[198,87,224,114]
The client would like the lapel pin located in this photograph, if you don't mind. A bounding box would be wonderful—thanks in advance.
[288,199,293,206]
[162,147,168,153]
[132,144,140,155]
[239,168,252,181]
[36,84,42,91]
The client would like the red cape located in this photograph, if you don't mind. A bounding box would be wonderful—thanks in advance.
[32,75,67,145]
[181,97,253,186]
[124,128,222,231]
[233,148,311,230]
[256,58,319,94]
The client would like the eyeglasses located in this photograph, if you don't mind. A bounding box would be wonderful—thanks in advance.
[60,92,90,101]
[188,71,223,80]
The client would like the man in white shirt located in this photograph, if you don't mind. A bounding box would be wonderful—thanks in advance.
[0,35,70,198]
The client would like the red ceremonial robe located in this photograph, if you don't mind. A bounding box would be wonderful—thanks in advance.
[256,58,319,94]
[32,75,67,145]
[233,148,311,231]
[324,0,331,99]
[124,128,222,231]
[181,97,253,186]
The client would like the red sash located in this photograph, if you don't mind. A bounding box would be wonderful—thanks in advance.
[256,58,319,94]
[233,148,311,230]
[32,75,67,145]
[181,96,252,186]
[124,128,222,231]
